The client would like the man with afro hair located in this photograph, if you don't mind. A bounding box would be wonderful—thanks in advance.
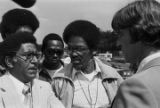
[0,8,39,76]
[0,8,39,40]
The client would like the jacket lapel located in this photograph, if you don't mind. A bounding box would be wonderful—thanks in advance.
[95,57,122,104]
[138,57,160,72]
[32,79,41,108]
[0,74,24,108]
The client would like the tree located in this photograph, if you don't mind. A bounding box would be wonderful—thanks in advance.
[97,30,121,55]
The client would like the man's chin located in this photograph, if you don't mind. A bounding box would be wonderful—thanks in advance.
[25,75,37,83]
[49,60,59,64]
[29,72,37,77]
[28,70,37,77]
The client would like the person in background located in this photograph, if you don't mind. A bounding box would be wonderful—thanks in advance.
[0,32,64,108]
[111,0,160,108]
[39,33,65,83]
[0,8,39,76]
[51,20,123,108]
[12,0,36,8]
[0,8,39,40]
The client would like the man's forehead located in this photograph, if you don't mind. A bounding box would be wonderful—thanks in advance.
[47,40,63,47]
[18,43,37,53]
[16,26,33,33]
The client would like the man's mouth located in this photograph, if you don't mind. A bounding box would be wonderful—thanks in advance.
[72,58,81,64]
[29,67,38,71]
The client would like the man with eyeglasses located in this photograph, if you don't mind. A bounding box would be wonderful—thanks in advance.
[0,32,64,108]
[0,8,40,76]
[51,20,123,108]
[39,33,66,83]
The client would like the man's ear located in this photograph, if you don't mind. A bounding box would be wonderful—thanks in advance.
[5,56,17,68]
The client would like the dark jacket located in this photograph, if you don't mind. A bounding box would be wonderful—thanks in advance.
[39,61,66,84]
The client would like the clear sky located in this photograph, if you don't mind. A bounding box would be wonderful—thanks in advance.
[0,0,144,44]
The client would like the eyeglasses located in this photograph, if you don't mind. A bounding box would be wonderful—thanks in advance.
[45,48,64,56]
[16,52,41,62]
[67,46,89,53]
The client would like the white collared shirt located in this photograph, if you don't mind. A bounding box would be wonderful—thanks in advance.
[137,51,160,72]
[8,72,26,103]
[72,60,110,108]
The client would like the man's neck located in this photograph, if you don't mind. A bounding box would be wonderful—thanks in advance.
[9,71,32,83]
[82,59,95,74]
[137,46,160,66]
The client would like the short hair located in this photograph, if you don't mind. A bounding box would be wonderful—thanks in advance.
[0,32,37,68]
[41,33,64,52]
[0,8,39,39]
[112,0,160,48]
[0,32,37,58]
[63,20,101,50]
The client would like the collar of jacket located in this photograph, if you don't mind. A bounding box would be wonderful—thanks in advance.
[53,57,120,85]
[40,60,65,74]
[137,57,160,73]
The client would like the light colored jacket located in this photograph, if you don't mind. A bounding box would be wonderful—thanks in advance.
[52,57,123,108]
[112,57,160,108]
[0,74,65,108]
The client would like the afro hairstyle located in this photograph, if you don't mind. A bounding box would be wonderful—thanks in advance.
[0,8,39,39]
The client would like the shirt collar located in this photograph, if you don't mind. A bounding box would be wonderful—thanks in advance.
[137,51,160,72]
[46,65,64,79]
[7,72,25,93]
[95,60,101,73]
[72,59,101,80]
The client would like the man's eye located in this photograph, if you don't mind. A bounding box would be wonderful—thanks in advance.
[46,50,52,55]
[80,47,86,50]
[26,53,33,59]
[77,47,88,51]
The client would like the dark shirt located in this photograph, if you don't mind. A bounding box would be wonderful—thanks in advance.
[39,61,65,83]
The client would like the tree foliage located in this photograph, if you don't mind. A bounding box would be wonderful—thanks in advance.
[97,30,121,53]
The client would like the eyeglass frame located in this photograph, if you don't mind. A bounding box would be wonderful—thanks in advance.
[15,52,42,62]
[44,48,64,56]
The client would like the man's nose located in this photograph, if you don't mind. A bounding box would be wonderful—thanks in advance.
[70,50,79,57]
[31,56,38,63]
[53,53,58,57]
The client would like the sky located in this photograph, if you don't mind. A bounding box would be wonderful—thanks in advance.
[0,0,141,44]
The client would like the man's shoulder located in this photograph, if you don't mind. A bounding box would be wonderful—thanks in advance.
[54,63,72,76]
[128,66,160,86]
[95,57,122,79]
[113,73,158,108]
[121,68,160,90]
[0,74,10,84]
[33,79,51,88]
[0,75,6,87]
